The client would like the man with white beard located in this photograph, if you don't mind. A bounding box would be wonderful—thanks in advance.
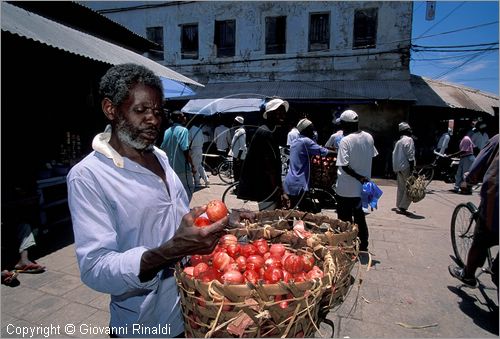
[67,64,227,338]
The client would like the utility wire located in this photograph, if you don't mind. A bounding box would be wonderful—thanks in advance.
[411,21,498,43]
[412,47,498,52]
[415,2,467,39]
[413,42,498,49]
[434,47,496,79]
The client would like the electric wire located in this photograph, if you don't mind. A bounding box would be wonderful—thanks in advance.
[434,47,497,79]
[415,2,467,39]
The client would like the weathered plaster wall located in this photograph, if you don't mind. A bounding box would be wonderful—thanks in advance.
[90,1,412,83]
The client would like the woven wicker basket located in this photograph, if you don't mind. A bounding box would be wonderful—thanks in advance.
[175,210,358,338]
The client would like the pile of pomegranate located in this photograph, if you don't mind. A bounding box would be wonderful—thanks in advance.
[183,234,324,285]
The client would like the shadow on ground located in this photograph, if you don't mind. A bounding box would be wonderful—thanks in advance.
[447,285,499,335]
[31,221,75,262]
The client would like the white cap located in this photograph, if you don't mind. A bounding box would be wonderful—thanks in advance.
[235,116,244,124]
[398,122,411,132]
[339,110,358,123]
[296,118,313,133]
[263,99,289,119]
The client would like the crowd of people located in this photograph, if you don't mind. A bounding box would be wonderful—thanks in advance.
[33,63,492,336]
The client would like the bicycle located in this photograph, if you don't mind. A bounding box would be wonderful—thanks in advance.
[217,157,234,184]
[202,153,234,184]
[417,151,459,188]
[450,201,497,281]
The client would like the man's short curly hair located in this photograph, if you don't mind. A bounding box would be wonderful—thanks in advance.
[99,63,163,106]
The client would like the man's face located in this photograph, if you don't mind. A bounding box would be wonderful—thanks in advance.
[268,106,286,126]
[114,83,163,151]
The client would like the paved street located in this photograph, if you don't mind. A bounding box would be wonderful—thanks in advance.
[1,175,498,338]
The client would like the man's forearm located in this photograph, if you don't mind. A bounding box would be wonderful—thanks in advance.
[138,241,180,282]
[342,166,367,183]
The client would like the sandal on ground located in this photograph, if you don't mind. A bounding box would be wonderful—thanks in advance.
[14,262,46,274]
[1,270,20,286]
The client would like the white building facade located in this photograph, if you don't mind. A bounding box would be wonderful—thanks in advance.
[85,1,413,84]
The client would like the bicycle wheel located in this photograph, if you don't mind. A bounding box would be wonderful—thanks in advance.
[451,203,477,268]
[222,181,239,205]
[311,188,337,210]
[418,166,434,188]
[218,160,233,184]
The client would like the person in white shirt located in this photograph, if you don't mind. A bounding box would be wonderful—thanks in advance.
[189,117,210,187]
[436,128,452,155]
[201,117,214,152]
[392,122,416,215]
[468,122,489,155]
[335,110,378,252]
[67,64,227,338]
[286,126,300,146]
[214,119,232,156]
[325,119,344,153]
[228,116,247,182]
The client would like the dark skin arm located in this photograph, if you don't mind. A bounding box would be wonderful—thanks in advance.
[341,165,369,184]
[138,206,227,282]
[184,150,196,175]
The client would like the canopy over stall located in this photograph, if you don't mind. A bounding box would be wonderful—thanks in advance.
[182,98,265,115]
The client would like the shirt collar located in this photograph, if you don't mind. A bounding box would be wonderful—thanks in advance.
[92,124,125,168]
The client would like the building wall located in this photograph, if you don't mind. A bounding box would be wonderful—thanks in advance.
[84,1,412,84]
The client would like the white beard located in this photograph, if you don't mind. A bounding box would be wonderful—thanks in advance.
[115,119,154,152]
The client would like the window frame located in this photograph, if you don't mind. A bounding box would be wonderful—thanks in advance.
[308,12,330,52]
[146,26,164,60]
[180,23,199,60]
[214,19,236,58]
[352,7,378,49]
[265,15,287,55]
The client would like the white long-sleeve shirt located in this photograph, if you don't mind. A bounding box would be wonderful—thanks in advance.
[67,129,189,337]
[229,127,247,160]
[392,135,415,172]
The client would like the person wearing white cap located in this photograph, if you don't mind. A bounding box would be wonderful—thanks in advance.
[392,122,416,215]
[238,98,288,210]
[335,110,378,252]
[228,116,247,182]
[283,118,333,212]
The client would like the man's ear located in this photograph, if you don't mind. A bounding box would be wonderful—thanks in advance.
[102,98,118,121]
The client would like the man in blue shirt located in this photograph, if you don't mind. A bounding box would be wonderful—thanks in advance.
[67,64,227,338]
[161,111,196,200]
[283,118,333,212]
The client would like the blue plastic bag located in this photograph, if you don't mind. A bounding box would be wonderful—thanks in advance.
[361,181,383,211]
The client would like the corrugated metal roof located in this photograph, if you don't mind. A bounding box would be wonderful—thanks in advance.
[10,1,159,52]
[1,2,203,87]
[411,75,498,115]
[190,79,416,101]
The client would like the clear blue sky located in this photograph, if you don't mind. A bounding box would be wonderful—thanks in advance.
[411,1,499,95]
